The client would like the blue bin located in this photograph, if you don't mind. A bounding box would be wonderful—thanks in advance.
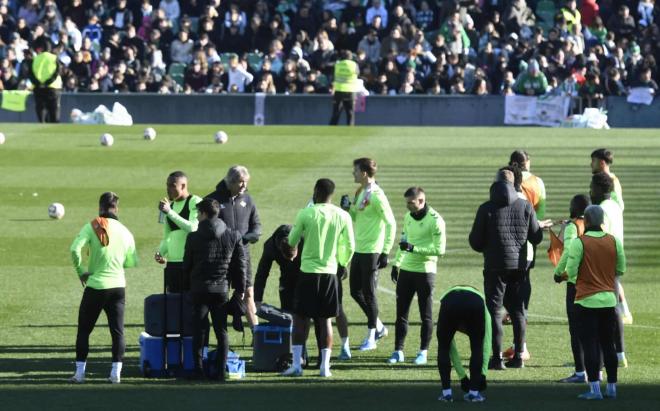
[139,332,195,377]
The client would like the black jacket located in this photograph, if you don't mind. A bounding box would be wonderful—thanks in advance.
[182,217,247,295]
[253,225,303,303]
[469,181,543,272]
[205,180,261,241]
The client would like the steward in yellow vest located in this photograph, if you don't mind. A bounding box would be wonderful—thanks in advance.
[330,50,360,126]
[29,37,62,123]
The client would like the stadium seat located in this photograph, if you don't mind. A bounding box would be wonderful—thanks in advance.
[168,63,186,87]
[247,53,264,72]
[536,0,557,34]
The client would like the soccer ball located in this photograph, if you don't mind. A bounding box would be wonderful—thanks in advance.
[48,203,65,219]
[100,133,114,146]
[0,132,5,144]
[214,131,228,144]
[144,127,156,141]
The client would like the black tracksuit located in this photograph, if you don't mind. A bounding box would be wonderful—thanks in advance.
[205,180,261,286]
[253,225,302,311]
[469,181,543,358]
[182,217,247,375]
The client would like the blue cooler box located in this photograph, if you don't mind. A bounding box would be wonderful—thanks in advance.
[139,332,195,377]
[252,324,292,371]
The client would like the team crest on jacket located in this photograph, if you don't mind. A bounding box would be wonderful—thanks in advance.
[240,200,247,207]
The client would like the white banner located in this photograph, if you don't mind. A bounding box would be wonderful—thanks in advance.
[627,87,654,105]
[504,95,570,127]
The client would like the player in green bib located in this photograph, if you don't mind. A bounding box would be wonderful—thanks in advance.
[590,149,632,326]
[590,172,628,368]
[283,179,355,377]
[343,157,396,351]
[436,286,492,403]
[69,192,138,384]
[155,171,202,292]
[389,187,445,365]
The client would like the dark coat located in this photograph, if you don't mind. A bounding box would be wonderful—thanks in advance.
[182,217,247,294]
[205,180,261,239]
[253,225,303,303]
[469,181,543,272]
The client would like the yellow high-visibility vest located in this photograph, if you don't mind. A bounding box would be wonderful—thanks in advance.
[32,52,62,89]
[333,59,359,92]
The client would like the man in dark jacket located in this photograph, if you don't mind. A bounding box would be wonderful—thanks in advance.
[183,198,247,380]
[469,169,543,370]
[254,224,301,312]
[205,165,261,329]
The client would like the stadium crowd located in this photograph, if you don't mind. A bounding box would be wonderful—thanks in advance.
[1,0,658,98]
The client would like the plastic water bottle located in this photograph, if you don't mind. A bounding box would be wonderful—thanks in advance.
[158,211,166,224]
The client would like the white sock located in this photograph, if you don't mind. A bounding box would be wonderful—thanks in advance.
[442,389,452,397]
[321,348,331,373]
[522,342,527,352]
[376,318,384,331]
[292,345,303,370]
[367,328,376,341]
[75,361,86,376]
[418,349,428,356]
[607,383,616,394]
[469,390,479,396]
[617,352,626,361]
[341,337,350,350]
[202,346,209,359]
[590,381,601,394]
[576,371,585,377]
[620,300,631,316]
[111,362,122,377]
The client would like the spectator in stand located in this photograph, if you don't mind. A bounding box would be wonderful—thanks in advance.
[415,1,434,32]
[633,66,659,94]
[221,54,253,92]
[561,0,582,33]
[185,59,209,92]
[159,0,180,26]
[605,67,627,96]
[580,71,605,107]
[366,0,388,29]
[580,0,599,28]
[638,0,655,28]
[170,30,194,64]
[110,0,133,31]
[503,0,535,37]
[82,14,102,50]
[608,5,636,40]
[513,59,548,96]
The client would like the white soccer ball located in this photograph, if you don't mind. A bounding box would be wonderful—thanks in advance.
[0,132,5,144]
[48,203,65,219]
[100,133,114,146]
[214,130,228,144]
[143,127,156,141]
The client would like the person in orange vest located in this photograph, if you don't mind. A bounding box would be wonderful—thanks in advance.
[28,37,62,123]
[553,194,591,383]
[565,205,625,400]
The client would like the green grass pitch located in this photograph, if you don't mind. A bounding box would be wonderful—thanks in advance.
[1,124,659,410]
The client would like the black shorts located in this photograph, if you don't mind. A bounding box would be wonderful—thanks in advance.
[294,273,339,319]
